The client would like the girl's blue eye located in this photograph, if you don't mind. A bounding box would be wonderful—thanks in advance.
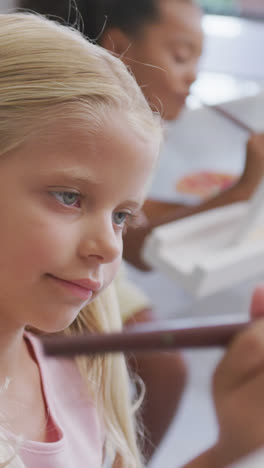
[52,191,80,207]
[113,211,128,226]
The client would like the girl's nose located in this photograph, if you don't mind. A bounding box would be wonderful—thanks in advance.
[185,62,198,88]
[78,218,121,264]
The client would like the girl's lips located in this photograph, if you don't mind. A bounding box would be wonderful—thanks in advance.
[47,275,99,300]
[68,277,102,291]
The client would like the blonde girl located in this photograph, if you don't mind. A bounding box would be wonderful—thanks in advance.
[0,12,161,467]
[2,11,264,468]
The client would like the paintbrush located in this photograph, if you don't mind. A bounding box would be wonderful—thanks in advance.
[41,319,250,357]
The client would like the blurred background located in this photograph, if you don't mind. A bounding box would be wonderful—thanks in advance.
[198,0,264,18]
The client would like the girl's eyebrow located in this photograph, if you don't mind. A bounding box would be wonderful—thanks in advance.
[46,168,102,186]
[169,36,203,54]
[45,169,143,208]
[119,200,142,210]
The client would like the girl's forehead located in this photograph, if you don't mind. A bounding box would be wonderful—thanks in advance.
[15,111,159,169]
[28,104,157,142]
[142,1,203,59]
[154,0,203,37]
[3,114,157,206]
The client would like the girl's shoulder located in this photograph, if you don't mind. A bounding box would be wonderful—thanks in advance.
[21,332,105,467]
[24,331,95,406]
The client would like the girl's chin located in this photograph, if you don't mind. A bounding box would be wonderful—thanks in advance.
[165,106,185,121]
[28,309,83,334]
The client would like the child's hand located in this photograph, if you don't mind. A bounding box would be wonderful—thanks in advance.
[250,285,264,319]
[238,133,264,199]
[211,318,264,467]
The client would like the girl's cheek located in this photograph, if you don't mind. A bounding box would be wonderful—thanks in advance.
[17,224,71,269]
[104,257,122,288]
[114,256,122,276]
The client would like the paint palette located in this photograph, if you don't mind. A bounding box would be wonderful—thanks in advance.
[176,171,238,199]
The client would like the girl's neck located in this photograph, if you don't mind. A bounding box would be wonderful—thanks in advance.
[0,327,26,382]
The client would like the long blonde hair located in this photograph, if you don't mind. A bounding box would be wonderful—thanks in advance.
[0,12,162,467]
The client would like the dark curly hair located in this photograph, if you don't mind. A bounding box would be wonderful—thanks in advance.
[18,0,160,41]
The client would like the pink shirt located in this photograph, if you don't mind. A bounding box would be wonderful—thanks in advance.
[17,333,105,468]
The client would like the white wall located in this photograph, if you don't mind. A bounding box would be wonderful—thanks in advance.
[0,0,15,12]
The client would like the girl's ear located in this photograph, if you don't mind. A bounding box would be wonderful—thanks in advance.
[100,27,131,55]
